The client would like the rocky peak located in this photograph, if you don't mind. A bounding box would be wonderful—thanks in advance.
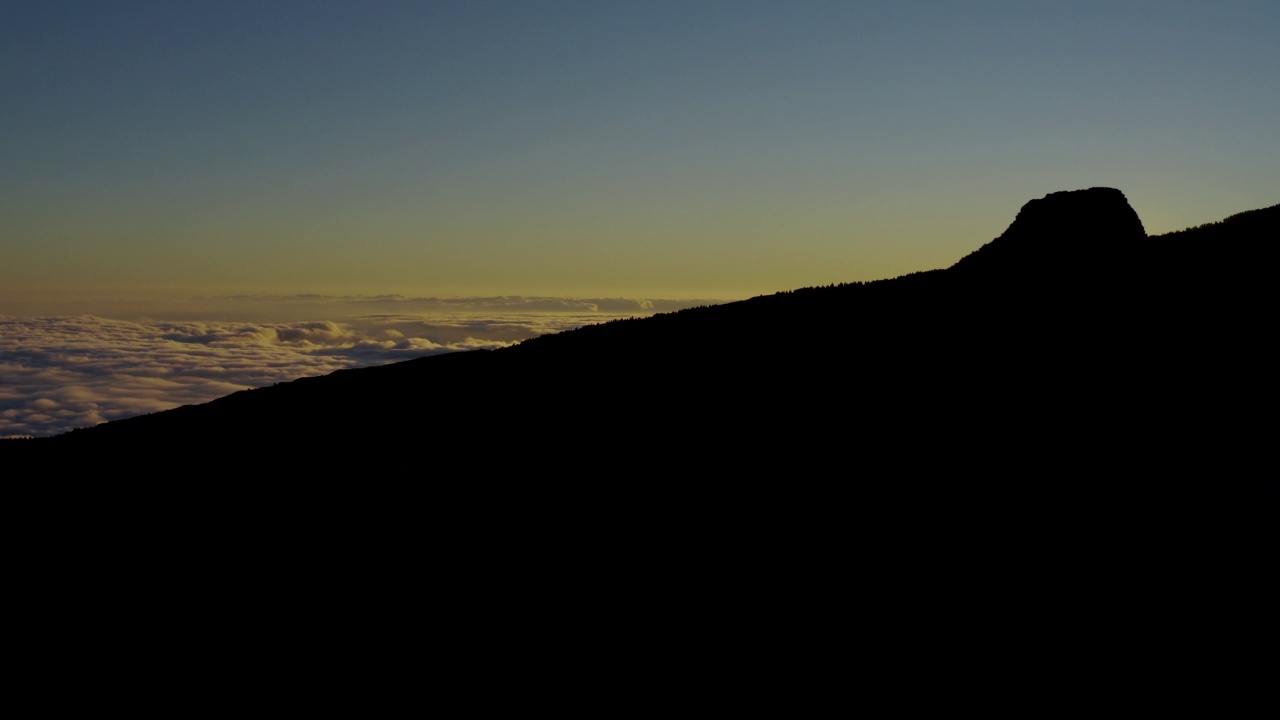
[949,187,1147,279]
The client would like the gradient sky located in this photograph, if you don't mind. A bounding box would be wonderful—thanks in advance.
[3,0,1278,314]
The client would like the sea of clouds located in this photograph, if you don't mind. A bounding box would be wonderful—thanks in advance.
[0,295,723,438]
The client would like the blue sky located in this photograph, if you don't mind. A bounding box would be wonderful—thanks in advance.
[3,0,1278,309]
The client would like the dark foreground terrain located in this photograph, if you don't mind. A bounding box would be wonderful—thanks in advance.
[11,188,1277,640]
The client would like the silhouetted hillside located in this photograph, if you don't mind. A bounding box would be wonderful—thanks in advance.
[14,188,1277,620]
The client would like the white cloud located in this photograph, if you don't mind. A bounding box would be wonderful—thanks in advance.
[0,296,725,438]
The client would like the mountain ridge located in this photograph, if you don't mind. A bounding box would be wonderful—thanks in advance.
[12,188,1278,589]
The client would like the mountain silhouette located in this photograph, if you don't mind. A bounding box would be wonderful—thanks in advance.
[950,186,1147,278]
[14,188,1277,622]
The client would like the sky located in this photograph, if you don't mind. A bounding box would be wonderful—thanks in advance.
[3,1,1279,436]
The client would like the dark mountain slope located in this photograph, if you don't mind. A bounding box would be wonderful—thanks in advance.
[13,188,1277,602]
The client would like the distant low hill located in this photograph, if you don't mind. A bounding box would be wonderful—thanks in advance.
[15,188,1277,616]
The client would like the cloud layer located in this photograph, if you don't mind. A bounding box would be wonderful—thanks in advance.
[1,297,721,438]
